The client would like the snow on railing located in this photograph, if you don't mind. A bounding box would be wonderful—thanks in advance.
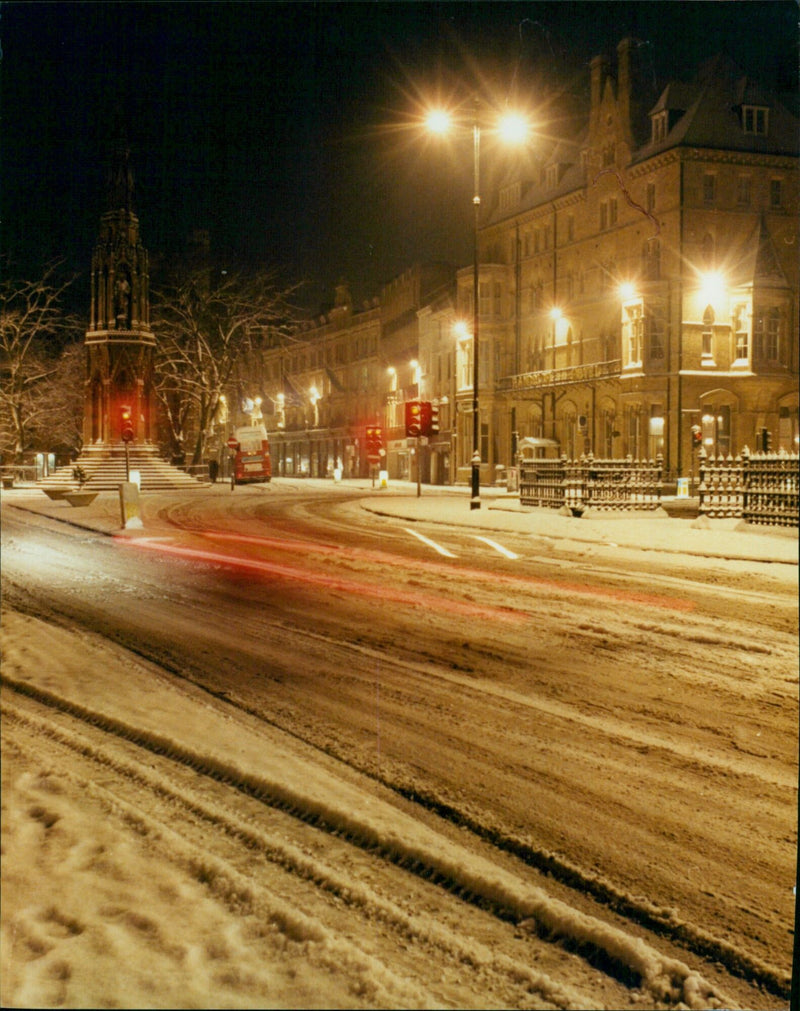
[698,447,799,527]
[518,454,663,513]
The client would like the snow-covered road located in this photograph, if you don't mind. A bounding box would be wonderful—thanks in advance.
[2,487,796,1008]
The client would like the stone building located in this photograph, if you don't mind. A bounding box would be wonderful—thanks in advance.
[244,265,451,480]
[465,39,798,485]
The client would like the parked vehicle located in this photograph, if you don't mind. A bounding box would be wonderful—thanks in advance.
[230,425,271,487]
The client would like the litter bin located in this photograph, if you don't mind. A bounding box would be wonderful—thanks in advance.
[676,477,689,498]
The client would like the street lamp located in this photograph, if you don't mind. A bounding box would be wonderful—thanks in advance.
[426,103,529,508]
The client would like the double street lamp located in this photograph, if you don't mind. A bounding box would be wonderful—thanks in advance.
[426,103,529,508]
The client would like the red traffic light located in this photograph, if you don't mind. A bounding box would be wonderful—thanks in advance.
[120,405,134,443]
[405,401,422,437]
[365,425,384,461]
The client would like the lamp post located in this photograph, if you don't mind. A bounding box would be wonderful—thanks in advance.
[469,112,482,507]
[426,103,528,508]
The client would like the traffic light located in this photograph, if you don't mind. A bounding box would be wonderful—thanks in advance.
[120,405,134,443]
[761,427,772,452]
[429,403,440,436]
[419,401,432,436]
[365,425,384,459]
[691,425,702,448]
[405,400,422,437]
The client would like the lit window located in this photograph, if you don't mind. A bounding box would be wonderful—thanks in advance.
[703,174,716,204]
[702,305,715,361]
[732,304,749,360]
[623,303,644,366]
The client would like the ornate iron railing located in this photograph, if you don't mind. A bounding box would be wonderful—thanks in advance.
[498,359,622,392]
[519,454,663,511]
[699,448,799,527]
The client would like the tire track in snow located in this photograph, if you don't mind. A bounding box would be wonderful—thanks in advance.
[1,672,747,1009]
[3,697,594,1011]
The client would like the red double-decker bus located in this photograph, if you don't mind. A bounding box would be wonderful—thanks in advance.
[229,425,271,487]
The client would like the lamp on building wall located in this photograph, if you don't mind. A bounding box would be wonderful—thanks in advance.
[426,103,529,508]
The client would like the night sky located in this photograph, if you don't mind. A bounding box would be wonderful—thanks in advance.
[2,1,798,312]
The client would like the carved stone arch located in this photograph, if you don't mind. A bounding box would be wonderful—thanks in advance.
[523,402,544,439]
[698,387,739,409]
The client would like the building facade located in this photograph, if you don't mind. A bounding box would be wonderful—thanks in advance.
[232,42,797,489]
[234,265,451,480]
[468,40,798,485]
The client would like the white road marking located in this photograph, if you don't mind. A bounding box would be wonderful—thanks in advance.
[472,535,519,560]
[403,528,457,558]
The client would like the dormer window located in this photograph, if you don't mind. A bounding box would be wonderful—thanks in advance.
[499,181,521,211]
[742,105,769,135]
[651,111,668,144]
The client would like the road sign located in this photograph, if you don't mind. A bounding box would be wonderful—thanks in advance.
[227,435,239,450]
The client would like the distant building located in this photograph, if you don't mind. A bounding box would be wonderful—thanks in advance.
[240,264,451,479]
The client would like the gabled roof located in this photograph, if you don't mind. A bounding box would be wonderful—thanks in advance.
[731,216,791,289]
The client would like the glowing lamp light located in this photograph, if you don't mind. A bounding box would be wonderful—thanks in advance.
[498,112,529,144]
[550,307,563,321]
[619,282,636,301]
[426,109,451,134]
[700,271,726,303]
[453,321,470,340]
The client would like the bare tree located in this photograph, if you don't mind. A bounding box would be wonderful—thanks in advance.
[153,267,298,466]
[0,262,78,462]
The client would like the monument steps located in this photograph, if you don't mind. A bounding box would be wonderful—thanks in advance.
[38,445,210,493]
